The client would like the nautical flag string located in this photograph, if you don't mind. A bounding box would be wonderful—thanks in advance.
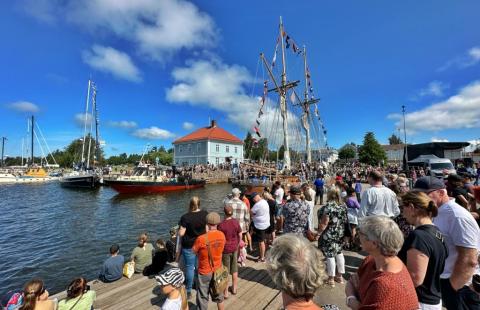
[254,126,261,138]
[283,31,303,56]
[256,120,260,126]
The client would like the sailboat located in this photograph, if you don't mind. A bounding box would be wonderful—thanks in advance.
[232,17,329,192]
[0,116,59,184]
[60,80,101,188]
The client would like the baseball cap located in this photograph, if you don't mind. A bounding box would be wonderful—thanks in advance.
[232,188,241,195]
[206,212,221,225]
[155,267,185,287]
[412,176,446,193]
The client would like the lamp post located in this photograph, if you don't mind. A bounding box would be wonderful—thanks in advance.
[402,105,409,172]
[1,137,7,167]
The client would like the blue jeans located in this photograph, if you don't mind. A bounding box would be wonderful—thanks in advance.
[182,248,197,293]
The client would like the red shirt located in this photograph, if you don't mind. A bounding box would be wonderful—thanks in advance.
[218,218,241,254]
[192,230,226,275]
[357,256,418,310]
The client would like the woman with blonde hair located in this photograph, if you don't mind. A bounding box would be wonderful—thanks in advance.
[317,188,347,287]
[398,191,448,310]
[19,279,57,310]
[131,233,155,274]
[177,196,208,299]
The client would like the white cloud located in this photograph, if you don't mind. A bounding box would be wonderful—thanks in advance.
[82,45,142,82]
[74,113,93,128]
[182,122,195,130]
[132,127,175,139]
[6,101,40,113]
[166,59,257,130]
[108,120,138,129]
[431,138,449,142]
[438,46,480,71]
[389,81,480,133]
[22,0,217,62]
[417,81,449,98]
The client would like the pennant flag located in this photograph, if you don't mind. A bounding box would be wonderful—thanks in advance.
[256,120,260,126]
[292,42,299,53]
[323,130,327,135]
[258,110,264,118]
[285,35,290,49]
[309,86,314,93]
[290,91,296,104]
[272,36,279,67]
[254,126,261,138]
[314,105,319,117]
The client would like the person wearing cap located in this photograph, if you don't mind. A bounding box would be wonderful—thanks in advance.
[251,192,270,262]
[99,244,124,283]
[156,267,187,310]
[359,170,400,218]
[447,174,470,209]
[226,188,250,238]
[192,212,226,310]
[281,185,310,236]
[413,176,480,309]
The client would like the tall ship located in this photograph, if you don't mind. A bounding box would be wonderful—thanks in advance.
[232,17,329,192]
[60,80,101,189]
[0,116,59,184]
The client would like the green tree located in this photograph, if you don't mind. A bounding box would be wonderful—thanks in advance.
[388,134,402,145]
[358,132,387,166]
[244,132,253,159]
[338,144,356,161]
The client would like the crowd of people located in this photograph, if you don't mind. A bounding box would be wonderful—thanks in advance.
[4,164,480,310]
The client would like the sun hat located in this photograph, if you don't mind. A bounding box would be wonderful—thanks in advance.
[155,267,185,288]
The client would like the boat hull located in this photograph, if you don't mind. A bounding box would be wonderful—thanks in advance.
[60,175,100,189]
[104,179,206,194]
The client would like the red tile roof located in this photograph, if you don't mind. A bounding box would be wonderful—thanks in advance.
[173,125,243,144]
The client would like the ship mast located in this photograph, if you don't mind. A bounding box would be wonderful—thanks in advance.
[81,80,91,167]
[301,46,319,164]
[31,115,34,166]
[279,16,291,169]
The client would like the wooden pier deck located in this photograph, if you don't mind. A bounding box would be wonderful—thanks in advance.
[52,257,283,310]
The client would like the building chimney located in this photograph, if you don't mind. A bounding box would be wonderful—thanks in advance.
[211,120,217,128]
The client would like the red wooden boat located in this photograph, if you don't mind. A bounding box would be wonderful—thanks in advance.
[103,163,205,194]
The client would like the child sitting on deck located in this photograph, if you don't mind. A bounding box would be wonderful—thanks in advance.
[144,239,169,276]
[155,267,188,310]
[99,244,124,283]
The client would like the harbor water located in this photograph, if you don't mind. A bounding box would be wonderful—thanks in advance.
[0,183,231,295]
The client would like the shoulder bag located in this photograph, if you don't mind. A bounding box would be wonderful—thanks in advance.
[205,233,229,296]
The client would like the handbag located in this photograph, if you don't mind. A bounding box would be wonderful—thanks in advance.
[123,261,135,279]
[205,233,229,296]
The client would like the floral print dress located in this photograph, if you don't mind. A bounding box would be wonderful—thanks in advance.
[318,202,347,258]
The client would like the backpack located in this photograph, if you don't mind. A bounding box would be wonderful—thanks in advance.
[1,291,23,310]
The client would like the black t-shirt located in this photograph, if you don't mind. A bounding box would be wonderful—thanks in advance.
[398,224,448,305]
[179,210,208,249]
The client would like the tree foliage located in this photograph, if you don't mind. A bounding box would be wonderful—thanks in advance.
[358,132,387,166]
[338,144,356,161]
[388,134,402,145]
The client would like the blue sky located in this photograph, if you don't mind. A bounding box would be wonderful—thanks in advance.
[1,0,479,157]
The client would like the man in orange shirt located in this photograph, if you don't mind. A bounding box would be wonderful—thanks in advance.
[193,212,226,310]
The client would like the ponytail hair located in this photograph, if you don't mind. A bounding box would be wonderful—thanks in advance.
[401,191,438,218]
[19,279,44,310]
[138,233,148,247]
[66,277,87,299]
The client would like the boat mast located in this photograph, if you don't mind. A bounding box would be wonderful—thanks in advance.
[301,46,320,164]
[86,82,96,169]
[93,84,100,168]
[81,80,91,167]
[31,115,34,166]
[279,16,291,170]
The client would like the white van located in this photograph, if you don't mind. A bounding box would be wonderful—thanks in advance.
[408,155,456,178]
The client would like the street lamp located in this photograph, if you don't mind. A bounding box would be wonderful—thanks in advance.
[402,105,409,172]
